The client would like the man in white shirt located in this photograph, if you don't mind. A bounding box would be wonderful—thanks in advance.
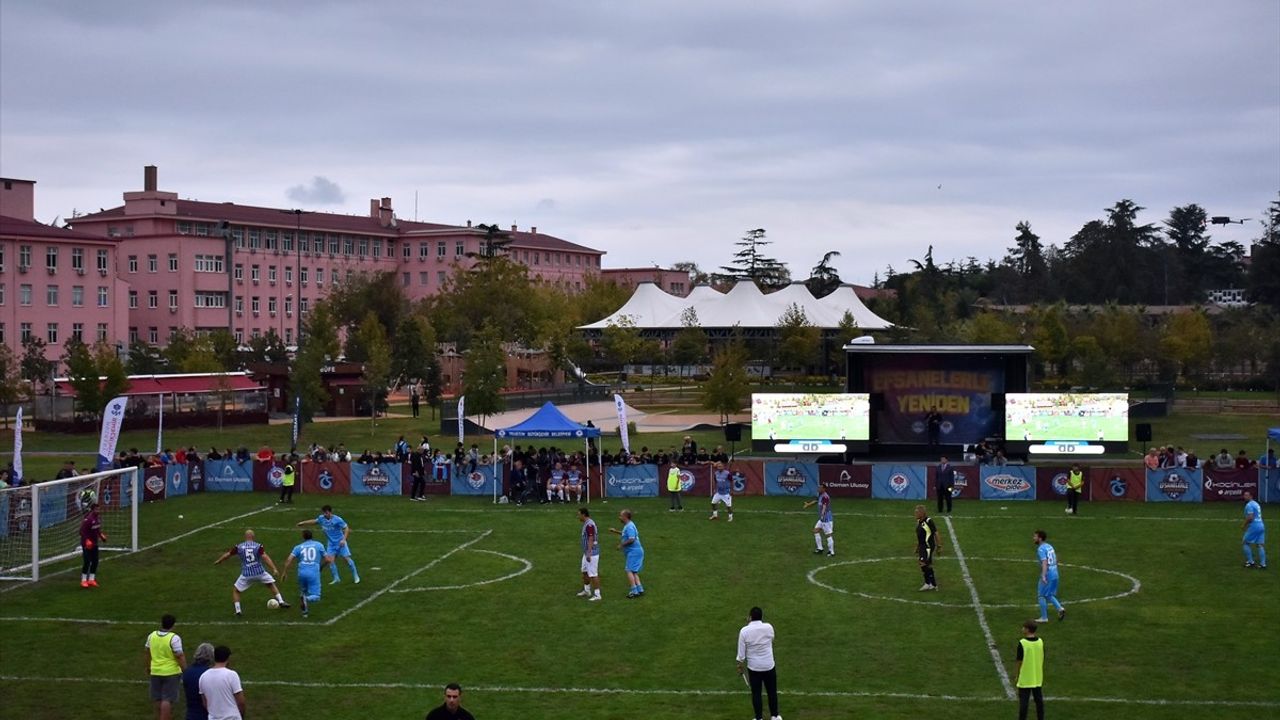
[198,645,246,720]
[736,606,781,720]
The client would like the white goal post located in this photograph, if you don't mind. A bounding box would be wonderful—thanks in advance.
[0,466,140,582]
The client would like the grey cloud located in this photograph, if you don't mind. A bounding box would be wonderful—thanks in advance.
[286,177,346,206]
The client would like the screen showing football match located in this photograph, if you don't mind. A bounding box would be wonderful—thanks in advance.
[752,393,871,441]
[1005,393,1129,442]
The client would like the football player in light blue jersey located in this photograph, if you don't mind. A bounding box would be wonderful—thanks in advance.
[282,529,330,617]
[296,505,361,585]
[609,508,645,598]
[565,466,584,503]
[1241,491,1267,569]
[547,463,566,503]
[1033,529,1065,623]
[709,462,734,522]
[213,529,289,616]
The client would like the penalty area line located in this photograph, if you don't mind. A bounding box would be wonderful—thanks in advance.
[0,676,1276,708]
[943,515,1015,700]
[322,529,493,625]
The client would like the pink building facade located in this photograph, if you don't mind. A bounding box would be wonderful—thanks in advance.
[68,167,605,347]
[1,178,130,363]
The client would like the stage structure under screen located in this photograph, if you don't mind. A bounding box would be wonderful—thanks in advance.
[1006,393,1129,442]
[751,393,870,453]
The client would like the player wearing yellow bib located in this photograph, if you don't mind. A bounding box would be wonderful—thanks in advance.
[1065,464,1083,515]
[144,613,187,720]
[1015,619,1045,720]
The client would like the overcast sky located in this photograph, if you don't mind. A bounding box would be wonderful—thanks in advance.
[2,1,1277,284]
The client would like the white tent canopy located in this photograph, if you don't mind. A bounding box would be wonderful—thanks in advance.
[579,280,894,330]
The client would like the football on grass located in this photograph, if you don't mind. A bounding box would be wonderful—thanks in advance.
[267,598,280,610]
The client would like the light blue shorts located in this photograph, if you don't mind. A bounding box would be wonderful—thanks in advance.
[325,541,352,558]
[625,550,644,573]
[1244,524,1266,545]
[1038,574,1060,598]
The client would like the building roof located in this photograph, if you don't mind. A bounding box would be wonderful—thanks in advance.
[579,281,895,330]
[0,214,110,242]
[53,372,264,397]
[71,200,602,255]
[841,343,1035,354]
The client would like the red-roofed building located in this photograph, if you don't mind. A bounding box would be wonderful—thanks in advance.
[1,177,130,362]
[67,166,606,347]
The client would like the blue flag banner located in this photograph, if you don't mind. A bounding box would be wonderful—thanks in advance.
[871,464,928,500]
[95,396,129,472]
[351,462,404,496]
[1145,468,1204,503]
[451,464,502,496]
[166,464,190,497]
[603,464,659,498]
[291,394,301,451]
[204,459,254,493]
[764,462,820,497]
[979,465,1037,501]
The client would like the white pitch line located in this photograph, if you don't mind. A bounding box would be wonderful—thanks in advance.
[251,526,477,534]
[943,515,1015,700]
[0,615,313,627]
[0,675,1275,708]
[321,529,493,625]
[0,504,278,595]
[740,509,1236,522]
[390,549,533,592]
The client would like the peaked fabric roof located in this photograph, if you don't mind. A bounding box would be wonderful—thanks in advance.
[494,401,602,438]
[579,281,894,330]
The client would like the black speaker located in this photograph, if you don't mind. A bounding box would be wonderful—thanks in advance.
[1136,423,1152,443]
[724,423,743,442]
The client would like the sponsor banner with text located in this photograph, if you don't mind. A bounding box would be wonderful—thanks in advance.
[350,462,404,496]
[979,465,1036,501]
[1088,467,1145,502]
[1035,466,1091,501]
[301,461,351,495]
[726,462,766,496]
[927,464,980,500]
[658,464,710,497]
[451,464,502,496]
[603,464,659,498]
[818,464,872,498]
[764,462,820,497]
[1202,466,1258,502]
[1145,468,1203,503]
[203,460,253,493]
[870,464,928,500]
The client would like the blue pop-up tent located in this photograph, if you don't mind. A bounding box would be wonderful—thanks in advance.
[492,402,602,503]
[1265,428,1280,503]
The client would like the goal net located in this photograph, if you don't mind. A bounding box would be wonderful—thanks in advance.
[0,466,140,582]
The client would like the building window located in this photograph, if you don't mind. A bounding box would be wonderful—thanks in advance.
[358,238,368,257]
[20,322,33,342]
[251,265,260,283]
[46,285,58,306]
[455,241,464,257]
[72,286,84,307]
[403,243,411,259]
[194,254,224,273]
[71,247,84,271]
[331,269,339,285]
[233,264,243,281]
[168,290,178,309]
[71,322,84,343]
[264,229,277,250]
[372,240,382,259]
[231,228,244,247]
[128,290,137,308]
[129,327,139,343]
[248,228,260,248]
[0,283,4,305]
[419,271,428,285]
[97,249,109,273]
[148,327,158,344]
[343,236,354,255]
[313,235,324,254]
[282,232,293,252]
[420,242,429,259]
[268,266,277,283]
[0,323,4,343]
[19,283,34,306]
[438,271,447,286]
[97,323,108,342]
[177,221,192,235]
[328,235,339,255]
[46,246,58,271]
[235,296,244,313]
[402,272,410,287]
[315,268,323,287]
[148,291,158,309]
[19,245,31,269]
[300,267,309,284]
[46,323,58,344]
[147,254,158,272]
[194,222,210,237]
[168,253,178,271]
[299,298,309,314]
[284,266,293,283]
[129,255,138,273]
[284,297,293,315]
[532,253,540,265]
[285,328,293,344]
[268,297,277,314]
[234,330,243,343]
[194,292,226,308]
[251,297,260,314]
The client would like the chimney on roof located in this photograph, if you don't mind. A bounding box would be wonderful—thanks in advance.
[369,197,394,228]
[144,165,158,192]
[511,224,518,232]
[466,220,472,228]
[531,226,537,234]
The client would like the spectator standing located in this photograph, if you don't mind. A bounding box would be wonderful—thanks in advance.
[410,449,427,501]
[145,613,187,720]
[1144,449,1160,470]
[935,457,955,515]
[424,683,475,720]
[410,387,421,419]
[181,643,215,720]
[1236,450,1253,470]
[1015,620,1046,720]
[667,465,684,511]
[1215,448,1234,469]
[736,606,781,720]
[197,645,246,720]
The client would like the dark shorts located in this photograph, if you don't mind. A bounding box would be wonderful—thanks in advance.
[918,548,934,565]
[150,674,181,702]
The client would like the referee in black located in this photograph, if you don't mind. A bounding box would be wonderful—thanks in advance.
[914,504,941,591]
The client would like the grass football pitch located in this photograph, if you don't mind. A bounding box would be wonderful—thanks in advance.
[0,494,1276,719]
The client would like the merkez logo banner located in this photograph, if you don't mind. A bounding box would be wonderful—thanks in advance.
[979,465,1036,500]
[1145,468,1203,502]
[604,464,659,498]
